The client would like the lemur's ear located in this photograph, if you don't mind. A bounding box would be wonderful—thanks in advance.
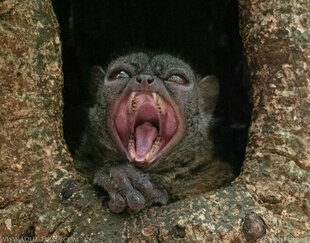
[198,75,219,113]
[90,65,105,96]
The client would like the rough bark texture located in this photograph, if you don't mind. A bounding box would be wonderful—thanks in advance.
[239,0,310,238]
[0,0,309,242]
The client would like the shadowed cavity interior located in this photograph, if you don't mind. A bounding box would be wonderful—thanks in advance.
[52,0,252,175]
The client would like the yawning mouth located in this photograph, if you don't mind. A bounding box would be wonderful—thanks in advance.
[109,91,184,167]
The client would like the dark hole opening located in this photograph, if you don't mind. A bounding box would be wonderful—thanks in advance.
[52,0,252,176]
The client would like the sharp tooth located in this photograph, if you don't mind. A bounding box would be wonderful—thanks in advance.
[128,134,136,158]
[128,92,137,114]
[154,135,163,146]
[152,93,167,114]
[152,92,158,102]
[152,93,161,113]
[160,100,167,114]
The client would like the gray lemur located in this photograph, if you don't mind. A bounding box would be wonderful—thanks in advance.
[76,52,235,214]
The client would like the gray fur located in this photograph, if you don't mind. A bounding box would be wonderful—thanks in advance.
[76,53,235,214]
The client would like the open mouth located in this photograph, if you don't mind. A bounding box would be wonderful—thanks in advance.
[110,91,183,166]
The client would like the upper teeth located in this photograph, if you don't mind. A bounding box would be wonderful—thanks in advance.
[128,92,137,114]
[152,93,167,114]
[128,92,167,114]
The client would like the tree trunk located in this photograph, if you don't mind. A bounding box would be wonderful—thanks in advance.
[0,0,309,242]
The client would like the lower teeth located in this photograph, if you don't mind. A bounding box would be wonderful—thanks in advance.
[145,136,162,161]
[128,134,136,158]
[128,135,163,162]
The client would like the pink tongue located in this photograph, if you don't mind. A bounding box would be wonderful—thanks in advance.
[135,122,158,158]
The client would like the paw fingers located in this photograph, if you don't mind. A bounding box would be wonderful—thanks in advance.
[126,190,145,214]
[95,165,168,214]
[108,193,126,214]
[110,168,133,192]
[124,165,153,194]
[110,168,146,213]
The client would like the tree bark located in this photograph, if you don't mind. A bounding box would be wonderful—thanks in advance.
[0,0,309,242]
